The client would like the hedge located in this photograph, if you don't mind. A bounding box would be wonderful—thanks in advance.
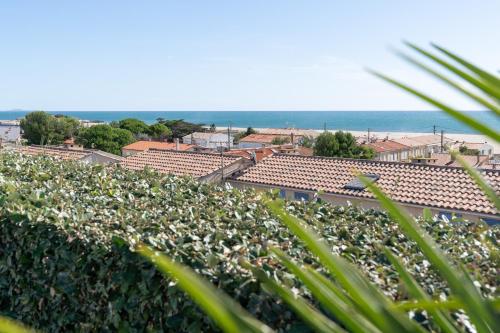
[0,152,498,332]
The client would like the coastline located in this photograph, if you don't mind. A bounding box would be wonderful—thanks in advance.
[224,127,499,153]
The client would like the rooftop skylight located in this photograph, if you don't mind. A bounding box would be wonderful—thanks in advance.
[343,173,380,190]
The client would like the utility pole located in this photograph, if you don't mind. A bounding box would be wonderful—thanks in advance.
[227,125,231,150]
[440,130,444,153]
[367,128,371,142]
[323,122,327,131]
[433,125,436,135]
[220,145,224,184]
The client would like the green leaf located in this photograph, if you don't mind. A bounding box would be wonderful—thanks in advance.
[404,42,500,101]
[368,70,500,142]
[264,199,427,333]
[137,245,273,333]
[384,248,460,333]
[394,49,500,115]
[0,316,36,333]
[243,261,347,333]
[451,151,500,211]
[431,43,500,93]
[271,248,381,333]
[360,175,500,333]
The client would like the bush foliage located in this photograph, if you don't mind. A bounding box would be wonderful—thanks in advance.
[0,152,497,332]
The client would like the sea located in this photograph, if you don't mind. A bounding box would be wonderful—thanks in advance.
[1,111,498,134]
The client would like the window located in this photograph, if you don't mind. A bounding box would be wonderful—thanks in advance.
[279,189,286,198]
[294,192,310,201]
[439,211,462,221]
[344,173,380,190]
[482,217,500,226]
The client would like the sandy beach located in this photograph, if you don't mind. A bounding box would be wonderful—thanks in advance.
[225,127,499,154]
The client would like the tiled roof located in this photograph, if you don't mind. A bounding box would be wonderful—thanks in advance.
[122,140,194,151]
[393,134,453,147]
[233,154,500,215]
[239,134,298,144]
[226,147,275,162]
[120,149,242,178]
[364,140,409,153]
[16,146,91,160]
[430,153,489,168]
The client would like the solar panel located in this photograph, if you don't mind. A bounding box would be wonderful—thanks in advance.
[343,173,380,190]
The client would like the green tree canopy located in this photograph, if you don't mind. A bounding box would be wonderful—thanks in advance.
[76,125,135,155]
[116,118,150,135]
[20,111,80,145]
[157,119,205,139]
[271,136,291,145]
[148,123,172,141]
[314,131,374,159]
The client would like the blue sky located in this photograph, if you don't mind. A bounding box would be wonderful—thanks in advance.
[1,1,499,111]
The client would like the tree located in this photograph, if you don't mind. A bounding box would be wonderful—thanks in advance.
[300,135,316,148]
[148,123,172,141]
[117,118,150,135]
[459,145,479,156]
[233,127,258,144]
[76,125,135,155]
[245,127,256,136]
[209,123,216,132]
[314,131,374,159]
[20,111,80,145]
[271,136,291,145]
[157,119,205,139]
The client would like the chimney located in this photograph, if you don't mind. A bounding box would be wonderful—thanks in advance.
[290,132,294,145]
[175,138,180,151]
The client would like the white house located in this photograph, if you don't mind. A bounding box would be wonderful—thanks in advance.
[182,132,233,149]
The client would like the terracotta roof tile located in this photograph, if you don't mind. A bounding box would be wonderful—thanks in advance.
[16,146,91,160]
[122,140,194,151]
[233,154,500,215]
[364,140,409,153]
[120,149,242,178]
[239,134,299,144]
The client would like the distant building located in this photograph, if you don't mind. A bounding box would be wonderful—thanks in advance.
[120,149,250,183]
[16,145,123,165]
[121,140,195,156]
[182,132,233,149]
[363,139,411,162]
[392,134,454,158]
[450,141,494,156]
[424,153,491,168]
[0,123,21,143]
[238,133,302,149]
[226,147,276,163]
[230,154,500,224]
[62,138,83,150]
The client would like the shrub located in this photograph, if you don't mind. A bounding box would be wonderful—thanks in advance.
[0,152,497,332]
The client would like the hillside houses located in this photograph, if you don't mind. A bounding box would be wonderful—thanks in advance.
[392,134,454,158]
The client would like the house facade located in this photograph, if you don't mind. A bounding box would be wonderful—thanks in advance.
[364,139,411,162]
[229,154,500,225]
[393,134,454,159]
[182,132,233,149]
